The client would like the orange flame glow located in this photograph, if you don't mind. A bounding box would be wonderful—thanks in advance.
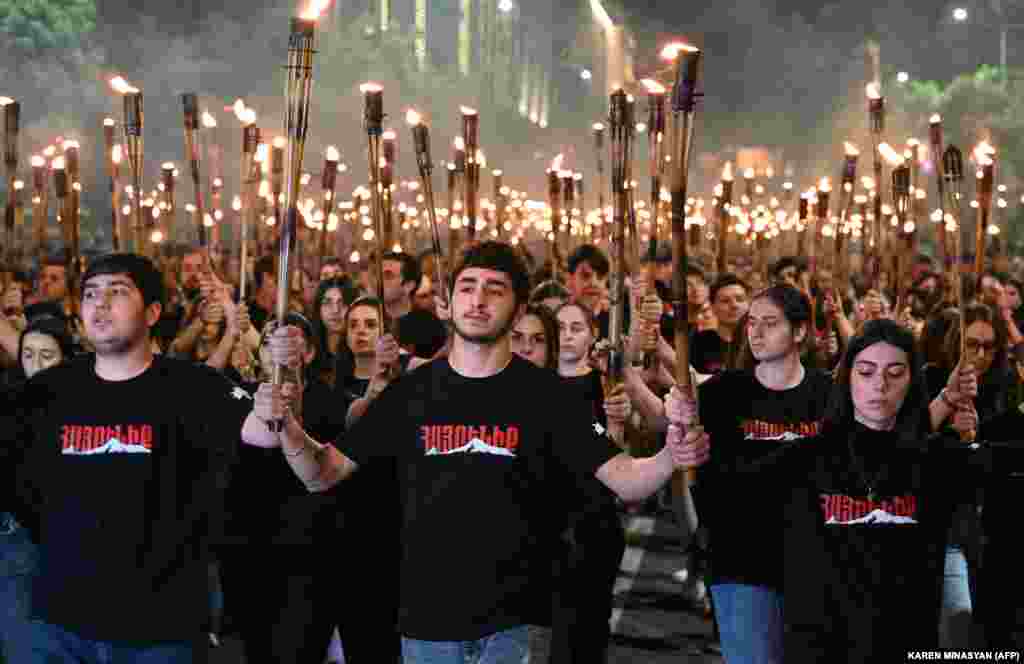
[300,0,331,20]
[865,82,881,100]
[641,79,666,94]
[326,146,340,161]
[660,42,699,60]
[406,109,422,126]
[844,141,860,156]
[109,76,139,94]
[359,82,383,94]
[722,162,733,182]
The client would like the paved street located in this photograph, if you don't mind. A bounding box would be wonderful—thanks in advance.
[209,509,722,663]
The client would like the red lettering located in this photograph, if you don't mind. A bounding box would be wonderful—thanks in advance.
[453,425,467,447]
[506,427,519,451]
[61,426,72,450]
[441,425,452,451]
[420,426,432,451]
[140,425,152,449]
[491,427,504,448]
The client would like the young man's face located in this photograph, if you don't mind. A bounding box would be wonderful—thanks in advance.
[81,273,160,356]
[451,267,521,345]
[713,284,749,328]
[686,274,708,306]
[40,265,68,301]
[568,261,605,311]
[746,297,802,364]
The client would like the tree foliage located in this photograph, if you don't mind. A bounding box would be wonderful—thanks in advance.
[0,0,96,54]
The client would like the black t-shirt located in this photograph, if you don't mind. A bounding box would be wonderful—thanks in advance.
[222,376,343,560]
[0,355,252,643]
[756,426,1022,662]
[690,329,735,375]
[698,367,831,588]
[337,355,621,641]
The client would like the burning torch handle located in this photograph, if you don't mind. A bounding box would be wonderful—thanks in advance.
[420,172,449,307]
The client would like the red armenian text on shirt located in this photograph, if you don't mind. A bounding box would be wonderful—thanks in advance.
[741,419,822,441]
[60,424,155,455]
[819,493,919,525]
[420,424,520,455]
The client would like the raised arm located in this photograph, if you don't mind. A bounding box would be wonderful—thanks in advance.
[595,425,708,503]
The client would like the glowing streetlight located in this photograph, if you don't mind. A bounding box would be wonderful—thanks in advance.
[953,7,968,21]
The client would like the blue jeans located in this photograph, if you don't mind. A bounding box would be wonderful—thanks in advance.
[7,619,195,664]
[710,583,784,664]
[940,546,973,649]
[0,513,39,659]
[401,625,529,664]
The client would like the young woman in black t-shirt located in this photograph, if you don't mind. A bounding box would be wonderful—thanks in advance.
[668,319,1024,663]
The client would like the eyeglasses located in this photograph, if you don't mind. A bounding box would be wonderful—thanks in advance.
[964,338,997,354]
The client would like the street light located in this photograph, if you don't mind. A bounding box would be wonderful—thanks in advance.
[953,7,968,21]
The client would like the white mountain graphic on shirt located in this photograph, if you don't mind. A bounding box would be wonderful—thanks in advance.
[62,437,151,455]
[826,509,918,525]
[744,431,807,442]
[425,437,515,457]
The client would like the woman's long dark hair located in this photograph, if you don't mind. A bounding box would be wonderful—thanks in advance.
[311,276,361,362]
[520,304,560,371]
[333,296,390,390]
[824,319,932,449]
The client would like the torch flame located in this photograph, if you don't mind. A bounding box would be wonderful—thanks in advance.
[233,99,257,125]
[109,76,139,94]
[844,141,860,156]
[593,122,605,131]
[382,129,397,141]
[640,79,666,94]
[818,177,832,192]
[454,136,466,152]
[722,162,733,182]
[232,195,242,211]
[103,117,115,127]
[273,136,287,149]
[202,111,217,128]
[300,0,331,20]
[878,142,904,166]
[406,109,422,126]
[865,82,881,100]
[907,138,920,148]
[930,113,942,124]
[162,162,175,171]
[359,82,383,93]
[0,96,13,106]
[52,157,65,170]
[460,105,478,116]
[63,140,80,151]
[326,145,340,161]
[31,155,45,168]
[254,144,269,163]
[743,167,755,179]
[112,145,122,164]
[661,42,699,60]
[973,142,995,165]
[550,153,564,171]
[43,145,56,158]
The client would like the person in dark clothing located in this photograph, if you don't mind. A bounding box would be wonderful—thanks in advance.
[218,312,354,663]
[309,276,361,387]
[3,254,256,664]
[690,273,750,375]
[668,319,1024,663]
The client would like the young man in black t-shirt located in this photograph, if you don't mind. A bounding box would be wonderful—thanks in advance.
[1,254,259,664]
[247,241,709,664]
[690,273,750,374]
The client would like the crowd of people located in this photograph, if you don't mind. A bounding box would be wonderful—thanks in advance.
[0,235,1022,663]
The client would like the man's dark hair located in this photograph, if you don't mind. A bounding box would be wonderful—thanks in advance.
[451,241,531,307]
[383,251,421,288]
[684,261,707,284]
[771,256,800,282]
[529,280,571,306]
[253,255,276,292]
[567,244,610,278]
[81,253,165,309]
[709,273,749,304]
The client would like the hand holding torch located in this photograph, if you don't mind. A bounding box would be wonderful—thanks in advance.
[407,109,449,306]
[268,10,321,433]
